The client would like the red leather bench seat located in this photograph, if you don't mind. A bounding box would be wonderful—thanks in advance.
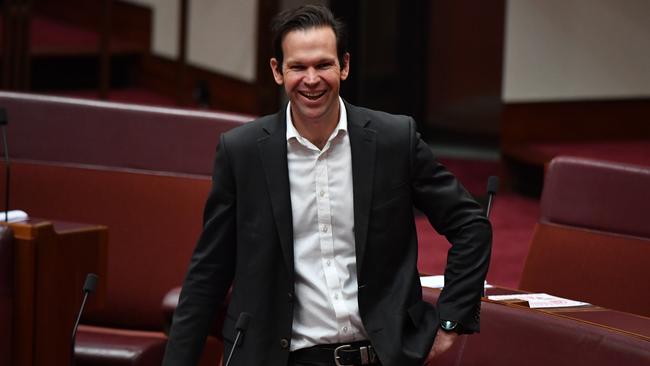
[75,325,168,366]
[0,91,250,175]
[421,289,650,366]
[2,161,219,365]
[520,157,650,317]
[75,325,221,366]
[0,91,250,365]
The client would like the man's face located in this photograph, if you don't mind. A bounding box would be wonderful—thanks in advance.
[270,26,349,126]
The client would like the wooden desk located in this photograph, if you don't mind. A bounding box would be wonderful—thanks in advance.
[482,286,650,341]
[8,219,107,366]
[422,284,649,365]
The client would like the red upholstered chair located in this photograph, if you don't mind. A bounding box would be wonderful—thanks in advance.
[421,288,650,366]
[0,92,249,366]
[0,226,14,366]
[519,156,650,317]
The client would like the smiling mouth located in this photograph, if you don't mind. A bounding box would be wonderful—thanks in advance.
[299,91,326,101]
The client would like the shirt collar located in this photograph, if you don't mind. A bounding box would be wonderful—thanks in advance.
[286,97,348,143]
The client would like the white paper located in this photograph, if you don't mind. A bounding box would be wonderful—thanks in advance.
[488,293,590,308]
[0,210,29,223]
[420,275,446,288]
[420,275,493,289]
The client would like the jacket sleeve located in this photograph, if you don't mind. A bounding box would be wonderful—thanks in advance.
[163,134,238,365]
[408,119,492,333]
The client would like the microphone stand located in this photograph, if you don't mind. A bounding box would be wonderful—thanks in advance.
[484,176,499,296]
[0,109,9,222]
[485,176,499,218]
[224,312,251,366]
[71,274,98,366]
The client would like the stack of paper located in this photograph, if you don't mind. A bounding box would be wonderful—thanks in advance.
[420,275,492,289]
[488,293,590,309]
[0,210,29,223]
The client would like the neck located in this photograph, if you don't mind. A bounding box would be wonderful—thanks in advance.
[291,104,340,150]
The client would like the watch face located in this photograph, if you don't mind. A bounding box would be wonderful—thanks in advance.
[441,320,457,331]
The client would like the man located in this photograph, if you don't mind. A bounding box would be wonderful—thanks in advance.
[163,5,491,366]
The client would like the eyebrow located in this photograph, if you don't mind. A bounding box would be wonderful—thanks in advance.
[286,58,336,66]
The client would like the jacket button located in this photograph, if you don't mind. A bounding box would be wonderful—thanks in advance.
[288,292,293,302]
[280,338,290,349]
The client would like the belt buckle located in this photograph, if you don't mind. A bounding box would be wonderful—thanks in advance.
[334,344,353,366]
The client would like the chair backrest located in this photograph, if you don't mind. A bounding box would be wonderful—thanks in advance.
[0,91,251,330]
[3,161,211,330]
[0,91,250,175]
[0,225,14,366]
[519,156,650,317]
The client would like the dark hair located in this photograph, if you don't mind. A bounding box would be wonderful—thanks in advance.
[271,5,347,71]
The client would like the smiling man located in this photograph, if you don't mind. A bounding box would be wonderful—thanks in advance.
[163,5,491,366]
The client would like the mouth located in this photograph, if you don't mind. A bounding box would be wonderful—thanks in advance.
[298,90,326,101]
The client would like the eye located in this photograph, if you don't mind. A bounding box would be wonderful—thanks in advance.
[289,64,306,71]
[317,62,333,69]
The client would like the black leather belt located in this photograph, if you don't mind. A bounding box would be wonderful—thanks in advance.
[290,341,380,366]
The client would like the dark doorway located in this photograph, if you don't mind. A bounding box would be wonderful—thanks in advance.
[331,0,430,133]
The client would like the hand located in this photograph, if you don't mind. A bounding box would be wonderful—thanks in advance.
[424,328,458,365]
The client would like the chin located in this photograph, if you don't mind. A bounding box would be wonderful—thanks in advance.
[294,106,327,120]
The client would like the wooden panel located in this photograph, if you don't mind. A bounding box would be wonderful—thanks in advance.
[135,0,279,116]
[501,99,650,196]
[9,220,107,366]
[426,0,505,137]
[501,99,650,146]
[11,224,36,366]
[33,0,279,115]
[331,0,430,128]
[34,0,151,51]
[137,53,273,115]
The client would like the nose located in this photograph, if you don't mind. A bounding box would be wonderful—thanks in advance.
[304,67,318,85]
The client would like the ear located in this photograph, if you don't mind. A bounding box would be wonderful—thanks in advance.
[270,58,284,85]
[340,53,350,81]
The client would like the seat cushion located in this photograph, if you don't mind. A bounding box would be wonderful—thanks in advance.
[75,325,167,366]
[76,325,222,366]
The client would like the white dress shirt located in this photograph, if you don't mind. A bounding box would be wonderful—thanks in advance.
[286,98,368,351]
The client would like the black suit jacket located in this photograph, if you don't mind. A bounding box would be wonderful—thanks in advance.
[163,102,492,366]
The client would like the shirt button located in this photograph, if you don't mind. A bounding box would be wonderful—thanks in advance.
[320,190,325,197]
[280,338,290,349]
[322,225,328,233]
[334,294,338,300]
[326,260,331,266]
[343,326,348,333]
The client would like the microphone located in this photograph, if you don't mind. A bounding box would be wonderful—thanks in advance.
[0,108,9,222]
[485,176,499,218]
[71,274,98,366]
[224,312,252,366]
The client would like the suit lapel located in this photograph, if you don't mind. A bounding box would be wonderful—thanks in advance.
[346,103,376,276]
[257,110,294,280]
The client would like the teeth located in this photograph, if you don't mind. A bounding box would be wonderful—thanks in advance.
[301,91,325,99]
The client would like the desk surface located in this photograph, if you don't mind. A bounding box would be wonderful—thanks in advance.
[14,218,105,233]
[421,284,649,342]
[482,286,650,340]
